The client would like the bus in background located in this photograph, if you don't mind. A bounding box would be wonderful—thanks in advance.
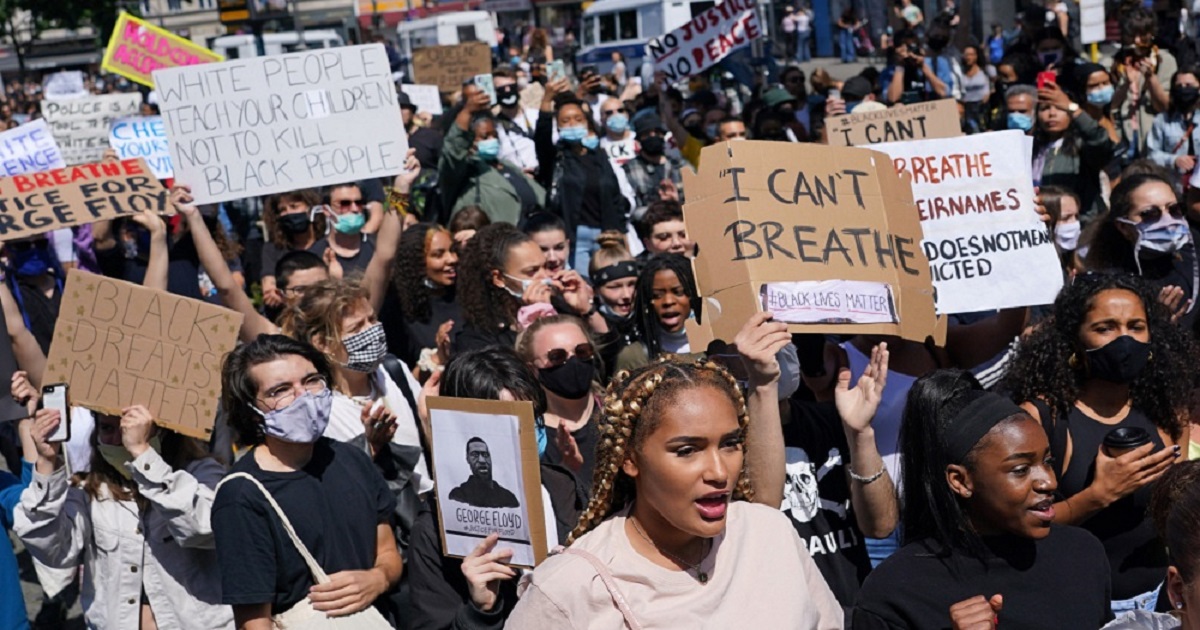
[211,30,344,59]
[576,0,716,76]
[396,11,498,74]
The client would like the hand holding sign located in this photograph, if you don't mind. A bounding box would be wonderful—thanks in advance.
[733,311,792,387]
[120,404,157,458]
[461,533,517,612]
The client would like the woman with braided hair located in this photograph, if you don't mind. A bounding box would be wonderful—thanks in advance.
[506,358,843,628]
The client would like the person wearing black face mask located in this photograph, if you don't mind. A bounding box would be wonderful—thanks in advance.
[494,70,540,173]
[260,189,325,309]
[623,114,686,222]
[2,235,64,354]
[1006,272,1196,613]
[1146,69,1200,179]
[516,314,602,486]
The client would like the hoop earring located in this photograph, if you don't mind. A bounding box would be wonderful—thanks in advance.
[1068,353,1079,369]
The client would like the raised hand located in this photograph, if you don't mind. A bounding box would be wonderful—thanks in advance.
[834,343,889,435]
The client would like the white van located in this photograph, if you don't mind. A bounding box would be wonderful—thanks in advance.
[396,11,497,63]
[577,0,716,75]
[211,30,344,59]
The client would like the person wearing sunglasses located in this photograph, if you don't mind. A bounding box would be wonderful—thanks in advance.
[1083,171,1197,326]
[516,314,602,484]
[321,182,377,276]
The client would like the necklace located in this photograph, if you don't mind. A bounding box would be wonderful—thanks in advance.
[629,516,709,584]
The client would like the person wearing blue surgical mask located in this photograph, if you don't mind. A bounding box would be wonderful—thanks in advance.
[440,84,546,226]
[320,182,377,276]
[1085,172,1199,326]
[2,236,63,353]
[535,80,629,279]
[212,335,402,629]
[1072,63,1121,160]
[599,99,636,169]
[1147,69,1200,180]
[1005,84,1037,134]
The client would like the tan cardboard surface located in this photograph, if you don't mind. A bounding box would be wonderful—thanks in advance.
[682,140,941,345]
[0,158,167,241]
[412,43,493,93]
[42,270,243,439]
[826,99,962,147]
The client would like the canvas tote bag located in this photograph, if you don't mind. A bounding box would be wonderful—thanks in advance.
[217,472,393,630]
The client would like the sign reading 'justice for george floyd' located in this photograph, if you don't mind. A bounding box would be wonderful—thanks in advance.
[682,141,940,344]
[0,158,167,240]
[153,44,409,204]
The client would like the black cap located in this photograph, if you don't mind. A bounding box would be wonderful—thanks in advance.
[842,75,873,101]
[397,90,418,112]
[634,113,666,135]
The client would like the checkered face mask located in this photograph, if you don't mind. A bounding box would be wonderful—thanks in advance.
[342,322,387,372]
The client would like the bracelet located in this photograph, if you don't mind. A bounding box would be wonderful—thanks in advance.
[386,188,410,215]
[849,464,886,485]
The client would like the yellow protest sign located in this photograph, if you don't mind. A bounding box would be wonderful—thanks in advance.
[101,12,224,88]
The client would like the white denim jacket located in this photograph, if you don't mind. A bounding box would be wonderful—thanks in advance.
[13,449,234,630]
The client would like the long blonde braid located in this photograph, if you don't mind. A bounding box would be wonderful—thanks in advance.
[566,357,755,544]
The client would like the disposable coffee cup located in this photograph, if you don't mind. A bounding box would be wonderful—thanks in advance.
[1103,427,1152,458]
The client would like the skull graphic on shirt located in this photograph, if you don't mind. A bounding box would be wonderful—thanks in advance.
[781,446,848,522]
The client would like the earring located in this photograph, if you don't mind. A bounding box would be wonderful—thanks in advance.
[1148,351,1154,362]
[1068,353,1079,369]
[1177,601,1185,610]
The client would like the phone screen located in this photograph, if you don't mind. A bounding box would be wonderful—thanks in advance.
[41,384,69,442]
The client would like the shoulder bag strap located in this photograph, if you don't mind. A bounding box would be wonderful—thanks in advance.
[381,354,431,462]
[560,547,642,630]
[1031,399,1067,479]
[217,472,330,584]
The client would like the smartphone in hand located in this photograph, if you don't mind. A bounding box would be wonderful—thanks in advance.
[473,74,496,106]
[1036,70,1057,90]
[40,383,70,442]
[547,60,567,83]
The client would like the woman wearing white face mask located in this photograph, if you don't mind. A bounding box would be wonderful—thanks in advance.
[1084,172,1198,326]
[1041,185,1084,271]
[212,335,402,629]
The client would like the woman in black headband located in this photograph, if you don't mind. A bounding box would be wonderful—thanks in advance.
[853,370,1113,629]
[587,233,641,381]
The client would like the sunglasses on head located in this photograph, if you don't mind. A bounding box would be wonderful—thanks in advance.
[545,343,595,367]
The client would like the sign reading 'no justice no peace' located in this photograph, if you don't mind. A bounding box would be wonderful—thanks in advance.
[153,43,409,205]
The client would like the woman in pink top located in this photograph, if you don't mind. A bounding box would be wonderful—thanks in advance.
[506,358,843,629]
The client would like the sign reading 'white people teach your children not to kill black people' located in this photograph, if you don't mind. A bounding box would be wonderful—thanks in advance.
[875,130,1063,314]
[153,43,409,205]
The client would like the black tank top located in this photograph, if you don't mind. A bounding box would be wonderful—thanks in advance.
[1037,401,1168,599]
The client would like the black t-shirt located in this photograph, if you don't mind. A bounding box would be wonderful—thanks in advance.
[212,438,395,613]
[853,526,1113,629]
[14,277,61,354]
[542,403,600,490]
[380,286,462,366]
[781,401,872,613]
[578,155,605,228]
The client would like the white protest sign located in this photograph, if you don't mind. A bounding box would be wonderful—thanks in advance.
[0,119,65,176]
[762,280,898,324]
[400,84,444,115]
[110,116,173,179]
[646,0,763,83]
[43,71,87,100]
[154,44,409,204]
[1081,0,1105,45]
[41,93,142,165]
[875,130,1063,314]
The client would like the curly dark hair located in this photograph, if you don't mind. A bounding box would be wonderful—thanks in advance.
[1003,272,1197,440]
[457,223,530,334]
[392,222,449,322]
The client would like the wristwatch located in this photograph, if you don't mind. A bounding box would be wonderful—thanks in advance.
[1066,102,1080,114]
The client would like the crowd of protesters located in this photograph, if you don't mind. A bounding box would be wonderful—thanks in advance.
[3,1,1200,629]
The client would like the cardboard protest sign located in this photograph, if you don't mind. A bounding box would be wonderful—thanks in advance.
[0,158,168,241]
[826,99,962,147]
[399,84,444,115]
[43,71,86,100]
[411,42,492,93]
[154,43,409,204]
[681,140,940,345]
[874,130,1063,314]
[101,12,225,88]
[428,397,548,568]
[110,117,173,179]
[647,0,763,83]
[0,119,65,176]
[41,93,142,165]
[42,271,242,439]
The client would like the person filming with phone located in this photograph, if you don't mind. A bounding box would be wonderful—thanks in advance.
[11,379,232,629]
[1033,65,1117,220]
